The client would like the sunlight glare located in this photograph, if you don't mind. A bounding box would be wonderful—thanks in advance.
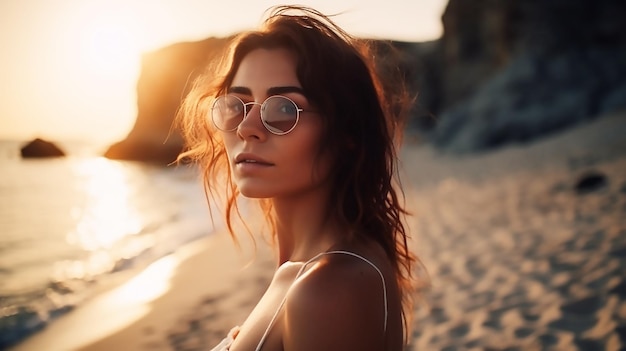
[68,158,143,252]
[111,255,176,304]
[34,2,146,143]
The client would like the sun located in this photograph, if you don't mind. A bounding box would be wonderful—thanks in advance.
[41,2,147,143]
[74,13,142,80]
[81,22,138,75]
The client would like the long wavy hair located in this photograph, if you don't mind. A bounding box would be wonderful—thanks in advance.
[177,5,417,340]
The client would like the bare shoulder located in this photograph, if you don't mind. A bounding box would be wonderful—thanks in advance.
[282,252,390,351]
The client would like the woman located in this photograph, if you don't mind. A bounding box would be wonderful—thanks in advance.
[178,5,416,351]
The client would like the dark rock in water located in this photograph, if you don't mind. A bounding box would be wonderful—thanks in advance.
[574,171,608,194]
[20,138,65,158]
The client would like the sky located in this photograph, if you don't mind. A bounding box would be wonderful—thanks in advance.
[0,0,448,145]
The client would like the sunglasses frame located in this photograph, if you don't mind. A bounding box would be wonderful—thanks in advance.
[211,94,306,135]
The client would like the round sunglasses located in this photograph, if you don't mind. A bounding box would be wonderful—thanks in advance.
[211,95,315,135]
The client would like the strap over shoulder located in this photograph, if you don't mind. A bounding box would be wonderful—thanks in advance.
[255,250,389,351]
[297,250,388,332]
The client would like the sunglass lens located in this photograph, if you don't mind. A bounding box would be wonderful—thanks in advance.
[213,95,244,130]
[262,96,298,134]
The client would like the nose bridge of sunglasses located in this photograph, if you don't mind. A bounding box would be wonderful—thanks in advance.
[243,101,263,117]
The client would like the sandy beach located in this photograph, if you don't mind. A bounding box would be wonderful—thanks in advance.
[10,110,626,351]
[403,110,626,350]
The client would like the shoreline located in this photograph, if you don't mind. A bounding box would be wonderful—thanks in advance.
[9,230,273,351]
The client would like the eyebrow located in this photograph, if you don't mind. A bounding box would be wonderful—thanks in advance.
[228,86,306,96]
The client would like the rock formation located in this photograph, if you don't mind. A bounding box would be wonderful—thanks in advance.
[104,37,228,164]
[429,0,626,152]
[20,138,65,158]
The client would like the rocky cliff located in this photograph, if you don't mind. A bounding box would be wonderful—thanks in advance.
[430,0,626,152]
[104,37,228,164]
[105,0,626,163]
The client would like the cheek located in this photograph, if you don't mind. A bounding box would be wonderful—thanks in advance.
[313,151,334,184]
[287,135,332,182]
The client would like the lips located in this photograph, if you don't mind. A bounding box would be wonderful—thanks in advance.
[234,153,274,166]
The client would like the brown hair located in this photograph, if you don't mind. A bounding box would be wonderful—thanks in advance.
[177,5,416,340]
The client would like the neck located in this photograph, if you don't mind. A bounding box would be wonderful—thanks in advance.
[271,192,343,264]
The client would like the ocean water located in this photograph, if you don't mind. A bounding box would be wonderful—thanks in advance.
[0,140,213,348]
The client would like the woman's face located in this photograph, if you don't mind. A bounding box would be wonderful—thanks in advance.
[221,48,331,199]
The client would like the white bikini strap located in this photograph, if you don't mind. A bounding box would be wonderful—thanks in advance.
[255,250,388,351]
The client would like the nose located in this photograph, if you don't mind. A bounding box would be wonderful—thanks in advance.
[237,102,267,141]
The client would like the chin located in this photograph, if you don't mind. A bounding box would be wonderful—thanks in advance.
[239,191,269,199]
[237,185,273,199]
